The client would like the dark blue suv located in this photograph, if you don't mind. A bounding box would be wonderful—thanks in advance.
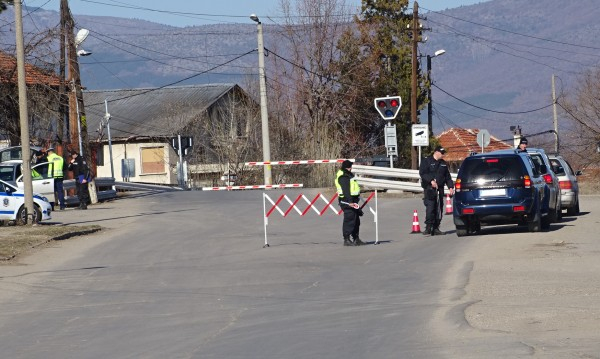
[453,150,547,236]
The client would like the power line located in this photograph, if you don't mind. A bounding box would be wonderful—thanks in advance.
[421,6,600,52]
[432,83,554,115]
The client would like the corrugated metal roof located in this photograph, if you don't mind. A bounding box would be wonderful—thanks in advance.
[437,128,513,162]
[83,84,241,140]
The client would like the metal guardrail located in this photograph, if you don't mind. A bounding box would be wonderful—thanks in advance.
[64,177,117,205]
[351,165,457,193]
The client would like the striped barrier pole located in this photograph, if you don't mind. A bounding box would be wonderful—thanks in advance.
[202,184,303,191]
[245,159,355,166]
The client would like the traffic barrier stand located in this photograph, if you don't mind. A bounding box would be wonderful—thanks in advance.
[445,194,453,214]
[262,191,379,247]
[411,209,422,234]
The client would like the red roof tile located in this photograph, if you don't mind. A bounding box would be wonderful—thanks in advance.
[437,128,513,162]
[0,51,60,87]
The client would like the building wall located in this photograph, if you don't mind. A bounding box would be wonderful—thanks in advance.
[96,141,178,185]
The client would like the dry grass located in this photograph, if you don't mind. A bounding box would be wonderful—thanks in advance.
[0,224,101,261]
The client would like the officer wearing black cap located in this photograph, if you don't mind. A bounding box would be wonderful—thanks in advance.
[517,137,528,152]
[335,160,365,246]
[419,146,455,235]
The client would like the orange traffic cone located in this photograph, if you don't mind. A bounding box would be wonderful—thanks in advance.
[445,194,453,214]
[411,209,422,234]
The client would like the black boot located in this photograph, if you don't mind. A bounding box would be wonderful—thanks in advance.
[353,236,365,246]
[432,227,444,235]
[422,225,432,235]
[343,236,355,246]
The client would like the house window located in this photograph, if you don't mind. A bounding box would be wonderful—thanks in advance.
[141,147,165,174]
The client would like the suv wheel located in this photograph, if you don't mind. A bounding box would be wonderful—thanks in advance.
[456,226,468,237]
[567,199,580,216]
[528,202,542,232]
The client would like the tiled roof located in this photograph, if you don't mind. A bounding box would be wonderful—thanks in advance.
[0,51,60,86]
[437,128,513,162]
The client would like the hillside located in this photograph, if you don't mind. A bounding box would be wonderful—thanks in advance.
[2,0,600,142]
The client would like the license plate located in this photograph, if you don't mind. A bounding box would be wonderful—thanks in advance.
[480,188,506,197]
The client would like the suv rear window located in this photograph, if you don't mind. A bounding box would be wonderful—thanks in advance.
[459,156,526,183]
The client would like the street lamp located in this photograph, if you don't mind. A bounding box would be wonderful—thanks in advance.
[426,49,445,139]
[250,13,272,186]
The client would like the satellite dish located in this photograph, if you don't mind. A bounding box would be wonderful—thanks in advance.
[75,29,89,47]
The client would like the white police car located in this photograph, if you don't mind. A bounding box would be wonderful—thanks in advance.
[0,179,52,224]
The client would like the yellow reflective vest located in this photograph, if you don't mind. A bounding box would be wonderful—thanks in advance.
[47,153,64,179]
[335,169,360,198]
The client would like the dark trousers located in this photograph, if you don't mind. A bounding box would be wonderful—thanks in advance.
[341,204,360,238]
[423,188,444,228]
[76,181,90,207]
[54,178,65,208]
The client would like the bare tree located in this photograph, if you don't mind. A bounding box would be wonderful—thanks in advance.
[269,0,355,187]
[559,68,600,169]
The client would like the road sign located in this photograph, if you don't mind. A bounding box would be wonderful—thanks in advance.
[384,124,398,157]
[412,124,429,147]
[477,129,490,148]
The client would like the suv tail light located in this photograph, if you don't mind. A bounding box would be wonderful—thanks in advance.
[523,175,531,188]
[455,179,462,192]
[542,174,553,184]
[559,180,572,190]
[462,208,474,214]
[513,205,525,212]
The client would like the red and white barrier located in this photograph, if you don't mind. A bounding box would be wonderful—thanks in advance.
[202,184,303,191]
[262,191,379,247]
[246,159,354,166]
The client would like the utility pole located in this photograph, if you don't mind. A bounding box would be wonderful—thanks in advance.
[410,1,419,170]
[65,8,89,157]
[58,0,68,153]
[552,74,559,153]
[14,0,35,224]
[64,2,97,204]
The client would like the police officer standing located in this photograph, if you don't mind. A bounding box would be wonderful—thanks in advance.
[335,160,365,246]
[419,146,455,236]
[46,148,66,210]
[68,152,90,210]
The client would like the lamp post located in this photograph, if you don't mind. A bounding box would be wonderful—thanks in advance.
[426,49,445,139]
[250,14,272,186]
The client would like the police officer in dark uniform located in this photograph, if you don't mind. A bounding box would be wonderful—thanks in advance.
[335,160,365,246]
[419,146,455,235]
[517,137,528,152]
[68,152,90,209]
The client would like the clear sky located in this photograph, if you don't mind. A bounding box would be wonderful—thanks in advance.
[30,0,489,27]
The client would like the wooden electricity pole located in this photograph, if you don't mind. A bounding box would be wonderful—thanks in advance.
[410,1,419,170]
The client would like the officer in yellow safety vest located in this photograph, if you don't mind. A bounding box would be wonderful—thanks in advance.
[46,148,66,210]
[335,160,365,246]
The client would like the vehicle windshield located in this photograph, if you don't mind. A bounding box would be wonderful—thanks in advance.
[459,156,525,183]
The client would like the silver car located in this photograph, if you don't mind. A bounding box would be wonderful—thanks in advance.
[548,154,581,215]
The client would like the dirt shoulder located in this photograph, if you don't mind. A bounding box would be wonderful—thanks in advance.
[0,222,101,262]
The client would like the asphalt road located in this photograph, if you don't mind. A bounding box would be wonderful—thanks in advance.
[0,189,597,358]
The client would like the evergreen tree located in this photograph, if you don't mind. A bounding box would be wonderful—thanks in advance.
[336,0,428,167]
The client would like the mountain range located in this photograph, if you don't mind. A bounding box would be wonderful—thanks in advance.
[1,0,599,143]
